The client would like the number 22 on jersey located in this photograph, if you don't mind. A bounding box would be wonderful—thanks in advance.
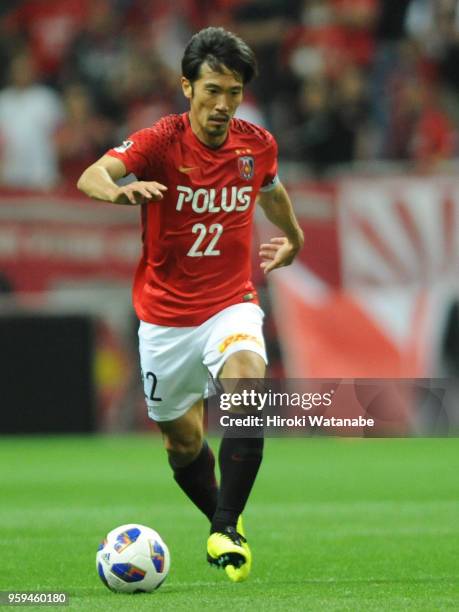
[187,223,223,257]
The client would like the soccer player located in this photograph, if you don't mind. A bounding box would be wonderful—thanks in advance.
[77,26,304,582]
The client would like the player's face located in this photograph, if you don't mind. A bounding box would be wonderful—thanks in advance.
[182,63,243,147]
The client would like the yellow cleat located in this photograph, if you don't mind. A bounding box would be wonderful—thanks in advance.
[236,515,246,538]
[207,517,252,582]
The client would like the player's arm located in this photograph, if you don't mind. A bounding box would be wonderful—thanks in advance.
[76,154,167,205]
[257,181,304,274]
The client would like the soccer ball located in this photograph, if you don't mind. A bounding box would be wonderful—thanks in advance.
[96,523,170,593]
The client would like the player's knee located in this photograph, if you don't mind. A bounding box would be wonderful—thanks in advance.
[220,350,266,379]
[164,429,203,467]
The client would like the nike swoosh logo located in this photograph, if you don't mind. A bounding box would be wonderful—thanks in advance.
[178,166,199,174]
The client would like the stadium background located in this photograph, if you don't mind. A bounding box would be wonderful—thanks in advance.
[1,2,459,609]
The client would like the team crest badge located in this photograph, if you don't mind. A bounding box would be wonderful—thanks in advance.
[238,156,254,180]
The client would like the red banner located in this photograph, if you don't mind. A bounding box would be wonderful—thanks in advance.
[0,191,140,291]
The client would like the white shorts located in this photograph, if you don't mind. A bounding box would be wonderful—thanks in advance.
[138,303,267,422]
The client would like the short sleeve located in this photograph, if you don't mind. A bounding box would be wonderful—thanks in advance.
[107,128,155,178]
[260,133,279,192]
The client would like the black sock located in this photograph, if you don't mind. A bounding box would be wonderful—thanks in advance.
[211,433,264,533]
[169,440,218,521]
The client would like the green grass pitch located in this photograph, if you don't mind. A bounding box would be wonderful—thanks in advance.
[1,435,458,611]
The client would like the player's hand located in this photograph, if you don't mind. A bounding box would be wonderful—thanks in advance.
[259,236,303,274]
[113,181,167,205]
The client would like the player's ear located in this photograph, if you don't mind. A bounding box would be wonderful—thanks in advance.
[181,77,193,100]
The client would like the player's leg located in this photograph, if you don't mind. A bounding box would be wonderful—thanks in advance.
[156,399,218,522]
[207,349,265,581]
[138,321,218,522]
[202,303,267,580]
[212,350,265,533]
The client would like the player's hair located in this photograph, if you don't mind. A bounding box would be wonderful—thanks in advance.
[182,27,257,84]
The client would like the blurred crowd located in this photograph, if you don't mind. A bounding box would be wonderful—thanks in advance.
[1,0,459,189]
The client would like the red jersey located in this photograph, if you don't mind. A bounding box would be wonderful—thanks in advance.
[107,112,278,326]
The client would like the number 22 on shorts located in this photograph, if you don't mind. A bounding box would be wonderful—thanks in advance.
[142,370,162,402]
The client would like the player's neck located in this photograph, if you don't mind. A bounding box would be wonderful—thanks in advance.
[188,112,228,149]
